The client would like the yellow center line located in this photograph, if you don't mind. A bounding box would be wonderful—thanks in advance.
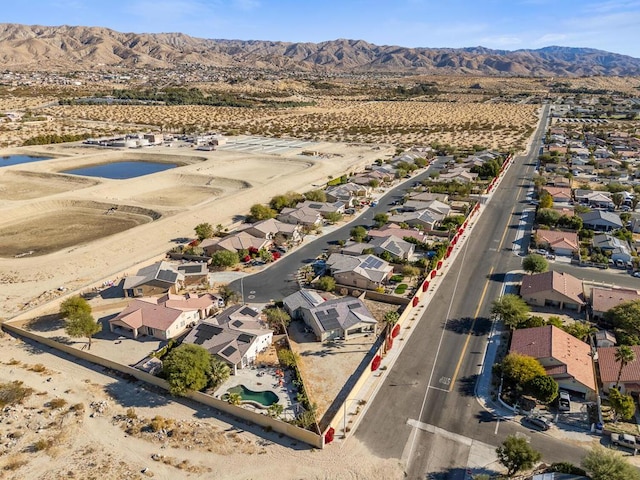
[448,173,527,391]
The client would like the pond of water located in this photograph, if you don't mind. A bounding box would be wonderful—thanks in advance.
[63,161,177,179]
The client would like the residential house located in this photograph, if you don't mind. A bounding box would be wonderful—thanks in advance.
[401,199,451,218]
[579,210,623,231]
[367,224,428,243]
[108,293,217,340]
[277,206,323,226]
[520,271,585,311]
[407,192,449,203]
[340,241,371,256]
[325,183,370,206]
[123,261,185,298]
[368,235,415,260]
[534,230,578,257]
[510,326,597,399]
[282,289,328,320]
[298,296,378,341]
[438,168,478,183]
[597,346,640,394]
[388,209,442,231]
[239,218,302,244]
[590,287,640,321]
[176,262,209,286]
[182,305,273,374]
[542,186,572,204]
[326,253,393,290]
[592,234,633,263]
[295,200,346,217]
[200,231,271,256]
[574,190,612,208]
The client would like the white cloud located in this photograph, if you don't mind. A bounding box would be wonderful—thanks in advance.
[533,33,568,45]
[479,35,522,47]
[583,0,640,13]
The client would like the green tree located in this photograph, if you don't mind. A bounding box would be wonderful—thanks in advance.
[59,296,91,321]
[402,265,420,280]
[368,179,380,188]
[267,403,284,418]
[546,316,564,328]
[496,434,541,477]
[218,284,240,304]
[373,213,389,228]
[562,322,596,341]
[227,392,242,405]
[522,254,548,274]
[525,375,559,404]
[264,307,291,334]
[522,315,546,328]
[536,208,561,227]
[609,387,636,421]
[612,192,624,210]
[65,311,102,350]
[277,348,300,368]
[614,345,636,389]
[163,344,212,396]
[305,189,327,202]
[194,222,214,241]
[491,294,531,331]
[249,204,276,221]
[317,276,336,292]
[324,211,343,224]
[350,226,368,242]
[501,353,547,386]
[259,248,273,262]
[539,191,553,209]
[209,357,231,389]
[384,311,400,326]
[605,300,640,344]
[211,250,240,267]
[582,445,640,480]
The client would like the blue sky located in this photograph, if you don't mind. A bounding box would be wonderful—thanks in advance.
[5,0,640,57]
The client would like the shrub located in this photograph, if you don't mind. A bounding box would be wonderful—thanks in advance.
[48,398,67,409]
[0,381,34,408]
[126,408,137,419]
[324,427,335,444]
[33,438,53,452]
[391,324,401,338]
[371,355,381,371]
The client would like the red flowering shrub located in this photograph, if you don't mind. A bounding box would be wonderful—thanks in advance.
[243,255,251,263]
[387,337,393,350]
[371,355,381,371]
[391,324,400,338]
[272,251,281,260]
[248,246,259,255]
[324,427,335,444]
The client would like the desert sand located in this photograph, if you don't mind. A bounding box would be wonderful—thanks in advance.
[0,333,404,480]
[0,140,392,319]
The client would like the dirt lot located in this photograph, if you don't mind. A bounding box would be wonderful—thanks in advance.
[0,171,98,200]
[0,207,152,257]
[0,332,403,480]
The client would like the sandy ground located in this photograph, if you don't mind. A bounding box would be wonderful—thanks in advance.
[0,141,390,319]
[0,332,404,480]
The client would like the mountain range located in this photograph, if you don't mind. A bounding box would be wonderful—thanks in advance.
[1,23,640,77]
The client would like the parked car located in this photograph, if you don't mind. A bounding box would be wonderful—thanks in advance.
[535,249,548,256]
[633,271,640,278]
[611,433,639,454]
[523,415,552,431]
[558,390,571,412]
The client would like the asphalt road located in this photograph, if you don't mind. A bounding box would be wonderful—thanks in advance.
[229,169,437,302]
[353,105,595,478]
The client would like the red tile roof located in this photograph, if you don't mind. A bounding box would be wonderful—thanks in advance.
[591,287,640,314]
[597,346,640,383]
[535,230,579,251]
[510,325,596,391]
[520,271,584,305]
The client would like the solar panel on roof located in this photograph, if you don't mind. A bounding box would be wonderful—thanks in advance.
[237,334,253,343]
[309,203,322,209]
[179,265,202,274]
[157,269,177,283]
[221,345,237,357]
[232,320,243,328]
[347,303,360,310]
[240,307,258,317]
[194,324,222,344]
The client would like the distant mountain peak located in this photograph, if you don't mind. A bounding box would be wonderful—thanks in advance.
[0,23,639,76]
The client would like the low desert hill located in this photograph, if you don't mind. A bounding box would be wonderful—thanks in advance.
[1,23,640,76]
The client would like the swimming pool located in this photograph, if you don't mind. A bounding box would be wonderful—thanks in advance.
[226,384,279,407]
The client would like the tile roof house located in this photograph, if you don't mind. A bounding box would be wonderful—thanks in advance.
[326,253,393,290]
[579,210,623,231]
[239,218,302,244]
[597,346,640,394]
[108,293,216,340]
[176,262,209,285]
[388,209,442,231]
[298,296,378,341]
[520,271,585,311]
[282,289,328,320]
[534,230,579,256]
[438,168,478,183]
[408,192,449,203]
[368,235,415,260]
[123,261,185,298]
[542,186,573,204]
[325,183,370,205]
[401,199,452,217]
[200,231,272,256]
[182,305,273,374]
[510,326,597,398]
[295,200,346,217]
[367,224,428,243]
[590,287,640,321]
[277,206,323,226]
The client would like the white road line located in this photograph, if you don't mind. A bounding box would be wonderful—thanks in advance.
[494,418,500,435]
[428,386,450,393]
[404,236,472,469]
[407,419,496,451]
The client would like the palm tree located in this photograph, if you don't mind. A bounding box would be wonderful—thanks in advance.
[227,392,242,406]
[615,345,636,390]
[209,357,231,389]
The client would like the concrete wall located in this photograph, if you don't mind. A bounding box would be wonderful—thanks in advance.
[1,322,323,449]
